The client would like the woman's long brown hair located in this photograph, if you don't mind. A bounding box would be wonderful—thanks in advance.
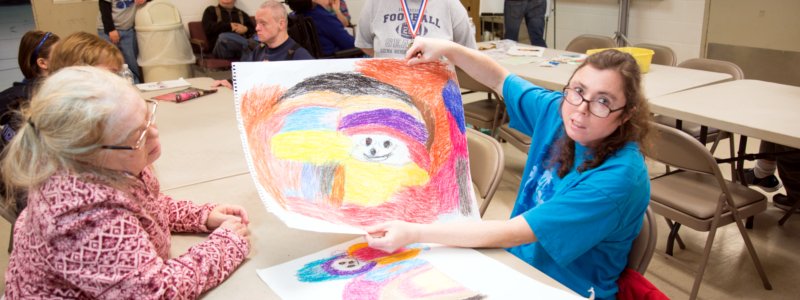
[551,49,652,177]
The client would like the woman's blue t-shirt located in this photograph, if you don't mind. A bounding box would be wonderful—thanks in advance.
[502,74,650,300]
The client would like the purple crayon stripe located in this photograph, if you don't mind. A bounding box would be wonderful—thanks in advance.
[338,109,428,144]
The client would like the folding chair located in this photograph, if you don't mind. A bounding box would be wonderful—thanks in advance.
[457,67,505,136]
[634,43,677,66]
[654,58,743,166]
[565,34,617,53]
[648,122,771,300]
[466,128,504,217]
[497,124,531,154]
[627,207,657,274]
[188,21,233,72]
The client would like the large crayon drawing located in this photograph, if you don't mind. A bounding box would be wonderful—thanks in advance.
[234,59,478,232]
[257,241,586,299]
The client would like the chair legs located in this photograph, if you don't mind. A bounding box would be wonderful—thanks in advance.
[666,222,681,256]
[664,217,686,256]
[709,132,737,180]
[690,221,720,300]
[728,134,736,180]
[666,214,771,300]
[730,210,772,292]
[778,199,800,225]
[7,221,14,253]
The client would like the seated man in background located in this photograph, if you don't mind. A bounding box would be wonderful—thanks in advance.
[288,0,355,57]
[213,0,314,89]
[202,0,256,60]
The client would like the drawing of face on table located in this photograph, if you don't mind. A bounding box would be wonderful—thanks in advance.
[239,59,476,228]
[297,242,483,299]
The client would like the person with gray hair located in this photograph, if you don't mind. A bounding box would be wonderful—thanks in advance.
[2,66,250,298]
[245,0,314,62]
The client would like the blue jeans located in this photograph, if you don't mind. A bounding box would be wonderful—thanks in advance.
[213,32,250,60]
[504,0,547,47]
[98,28,142,83]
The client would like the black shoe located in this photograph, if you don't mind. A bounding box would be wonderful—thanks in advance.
[773,194,800,212]
[743,168,782,192]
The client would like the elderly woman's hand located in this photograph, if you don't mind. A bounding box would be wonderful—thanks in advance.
[207,204,249,230]
[211,79,233,89]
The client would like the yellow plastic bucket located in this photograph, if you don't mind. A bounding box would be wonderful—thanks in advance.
[585,47,655,73]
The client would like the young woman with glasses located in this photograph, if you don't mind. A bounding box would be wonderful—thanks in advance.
[1,66,250,298]
[365,37,653,300]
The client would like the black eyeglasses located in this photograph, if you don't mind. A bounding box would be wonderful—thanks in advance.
[562,87,625,118]
[101,100,158,150]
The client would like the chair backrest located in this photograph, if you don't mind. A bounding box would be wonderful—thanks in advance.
[187,21,208,53]
[649,122,721,177]
[634,43,677,66]
[287,14,323,58]
[497,124,531,153]
[678,58,744,80]
[456,67,494,94]
[627,207,657,274]
[466,128,504,217]
[565,34,617,53]
[0,204,16,224]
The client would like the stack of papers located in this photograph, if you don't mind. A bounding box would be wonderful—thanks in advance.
[136,78,192,92]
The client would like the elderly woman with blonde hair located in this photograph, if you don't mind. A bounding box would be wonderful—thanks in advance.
[2,66,250,298]
[48,31,126,74]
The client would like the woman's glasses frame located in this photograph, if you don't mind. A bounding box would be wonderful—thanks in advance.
[562,87,625,118]
[101,99,158,150]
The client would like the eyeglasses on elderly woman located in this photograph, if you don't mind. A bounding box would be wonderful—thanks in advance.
[100,99,158,150]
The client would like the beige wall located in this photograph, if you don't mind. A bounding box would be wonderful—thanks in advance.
[706,0,800,52]
[32,0,367,35]
[705,0,800,86]
[31,0,270,36]
[31,0,98,37]
[550,0,706,63]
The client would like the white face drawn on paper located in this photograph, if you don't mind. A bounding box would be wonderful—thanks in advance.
[329,257,367,272]
[349,134,412,166]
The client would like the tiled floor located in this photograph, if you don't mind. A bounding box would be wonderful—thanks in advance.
[1,5,799,298]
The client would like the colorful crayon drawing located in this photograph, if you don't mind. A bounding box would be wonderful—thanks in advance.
[234,59,478,232]
[258,241,587,299]
[296,242,484,300]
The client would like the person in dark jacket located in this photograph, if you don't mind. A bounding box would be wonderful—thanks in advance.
[202,0,257,60]
[288,0,355,57]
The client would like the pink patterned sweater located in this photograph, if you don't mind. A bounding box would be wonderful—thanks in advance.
[4,168,250,299]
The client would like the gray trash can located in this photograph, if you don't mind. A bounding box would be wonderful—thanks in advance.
[136,0,195,82]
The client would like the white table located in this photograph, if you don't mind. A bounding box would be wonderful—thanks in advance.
[649,80,800,149]
[487,45,732,99]
[167,174,576,298]
[142,78,248,190]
